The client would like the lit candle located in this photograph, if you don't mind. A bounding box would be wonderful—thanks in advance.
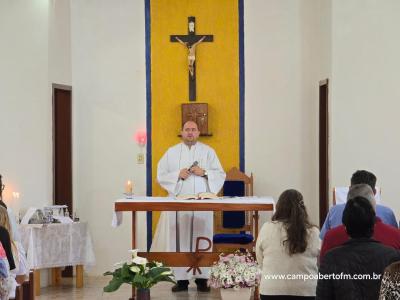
[125,180,133,194]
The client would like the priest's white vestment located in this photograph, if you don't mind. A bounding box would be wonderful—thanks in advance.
[151,142,225,280]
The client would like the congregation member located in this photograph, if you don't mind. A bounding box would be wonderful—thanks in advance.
[320,184,400,262]
[317,197,400,300]
[0,228,14,273]
[152,120,226,293]
[256,189,320,300]
[0,242,11,300]
[0,175,20,243]
[320,170,397,239]
[379,261,400,299]
[0,207,28,283]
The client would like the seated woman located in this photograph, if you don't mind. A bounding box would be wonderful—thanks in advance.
[0,224,15,300]
[256,189,320,300]
[0,242,13,300]
[0,207,28,299]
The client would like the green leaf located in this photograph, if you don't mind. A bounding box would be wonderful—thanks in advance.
[147,267,171,278]
[103,277,126,293]
[121,264,132,279]
[132,273,147,289]
[156,276,176,284]
[103,271,114,276]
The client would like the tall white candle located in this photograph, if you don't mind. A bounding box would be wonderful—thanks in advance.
[125,180,133,194]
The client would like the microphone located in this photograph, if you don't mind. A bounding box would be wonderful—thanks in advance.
[181,161,198,181]
[189,161,198,172]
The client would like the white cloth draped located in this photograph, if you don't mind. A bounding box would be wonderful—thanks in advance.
[152,142,225,280]
[19,222,95,269]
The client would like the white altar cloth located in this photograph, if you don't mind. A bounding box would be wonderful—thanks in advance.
[20,222,96,269]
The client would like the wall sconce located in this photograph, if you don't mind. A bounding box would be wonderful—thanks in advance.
[134,129,147,164]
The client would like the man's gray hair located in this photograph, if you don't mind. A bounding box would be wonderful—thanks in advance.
[347,184,375,203]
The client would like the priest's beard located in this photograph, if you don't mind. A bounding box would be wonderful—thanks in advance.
[183,139,197,148]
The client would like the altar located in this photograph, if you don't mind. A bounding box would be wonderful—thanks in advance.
[113,196,274,299]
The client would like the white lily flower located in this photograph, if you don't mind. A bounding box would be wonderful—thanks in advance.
[129,249,139,257]
[132,256,148,265]
[130,266,140,273]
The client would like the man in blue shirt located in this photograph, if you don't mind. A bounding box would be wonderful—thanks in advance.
[320,170,398,239]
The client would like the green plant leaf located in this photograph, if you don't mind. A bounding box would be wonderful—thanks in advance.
[121,264,132,279]
[103,271,114,276]
[154,275,176,284]
[147,267,172,278]
[103,276,126,293]
[132,273,147,289]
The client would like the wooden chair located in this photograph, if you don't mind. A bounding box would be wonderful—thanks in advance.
[22,271,34,300]
[10,270,34,300]
[213,167,255,252]
[10,284,23,300]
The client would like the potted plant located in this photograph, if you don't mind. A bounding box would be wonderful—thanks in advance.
[208,251,261,300]
[103,249,175,300]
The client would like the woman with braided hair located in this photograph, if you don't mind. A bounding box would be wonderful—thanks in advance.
[256,189,320,300]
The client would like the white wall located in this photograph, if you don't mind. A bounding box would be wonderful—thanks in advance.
[0,0,52,213]
[245,0,321,223]
[330,0,400,214]
[70,0,147,275]
[49,0,72,85]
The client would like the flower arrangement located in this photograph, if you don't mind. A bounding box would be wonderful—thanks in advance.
[208,251,261,290]
[103,249,175,292]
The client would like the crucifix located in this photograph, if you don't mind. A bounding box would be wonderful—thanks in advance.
[170,16,214,101]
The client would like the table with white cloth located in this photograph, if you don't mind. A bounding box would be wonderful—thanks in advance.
[113,196,275,300]
[19,222,96,296]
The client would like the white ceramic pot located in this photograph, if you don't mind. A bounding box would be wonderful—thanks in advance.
[220,287,252,300]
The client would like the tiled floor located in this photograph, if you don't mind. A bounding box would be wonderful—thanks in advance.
[36,276,222,300]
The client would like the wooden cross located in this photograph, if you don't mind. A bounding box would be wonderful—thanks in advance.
[170,16,213,101]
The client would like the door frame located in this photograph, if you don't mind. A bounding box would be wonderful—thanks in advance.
[319,79,329,228]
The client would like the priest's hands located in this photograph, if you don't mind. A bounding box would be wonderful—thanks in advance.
[179,166,205,180]
[190,165,205,177]
[179,168,191,180]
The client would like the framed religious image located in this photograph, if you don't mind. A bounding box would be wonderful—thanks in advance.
[181,103,211,136]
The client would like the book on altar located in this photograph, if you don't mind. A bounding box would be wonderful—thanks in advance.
[175,192,220,200]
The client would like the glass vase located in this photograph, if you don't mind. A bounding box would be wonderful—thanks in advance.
[136,288,150,300]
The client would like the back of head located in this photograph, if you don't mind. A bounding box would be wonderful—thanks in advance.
[342,196,375,238]
[350,170,377,193]
[380,262,400,299]
[272,189,312,255]
[347,184,376,209]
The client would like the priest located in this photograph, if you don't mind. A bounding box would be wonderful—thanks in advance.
[152,120,225,292]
